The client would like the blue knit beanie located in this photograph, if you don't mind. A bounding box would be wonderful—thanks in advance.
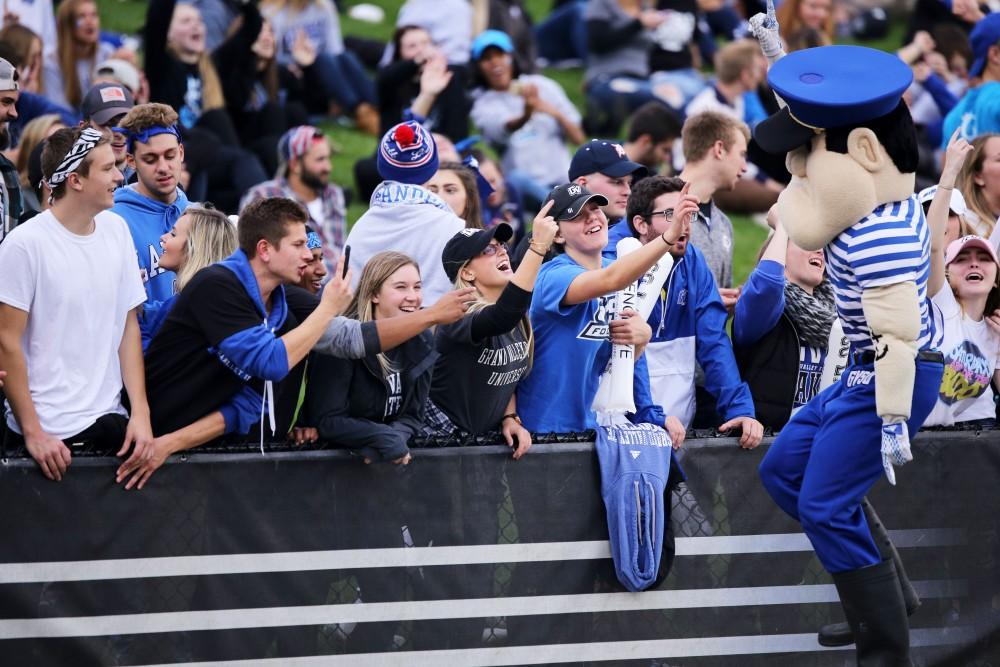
[376,121,439,185]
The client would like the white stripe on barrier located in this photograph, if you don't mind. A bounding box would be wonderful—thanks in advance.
[133,627,978,667]
[0,580,966,640]
[0,529,964,585]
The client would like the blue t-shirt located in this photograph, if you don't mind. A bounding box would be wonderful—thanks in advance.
[941,81,1000,148]
[518,253,613,433]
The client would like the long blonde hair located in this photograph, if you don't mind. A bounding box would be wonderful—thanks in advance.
[347,251,420,376]
[452,263,534,372]
[55,0,97,108]
[175,205,238,291]
[16,114,63,190]
[959,134,1000,238]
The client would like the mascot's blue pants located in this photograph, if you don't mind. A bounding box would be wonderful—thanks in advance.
[759,358,943,574]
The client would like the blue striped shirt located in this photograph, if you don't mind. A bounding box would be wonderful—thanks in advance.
[824,196,936,353]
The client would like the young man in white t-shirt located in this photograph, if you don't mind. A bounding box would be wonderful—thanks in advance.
[0,126,153,481]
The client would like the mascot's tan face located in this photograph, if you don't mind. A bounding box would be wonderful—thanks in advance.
[777,129,915,251]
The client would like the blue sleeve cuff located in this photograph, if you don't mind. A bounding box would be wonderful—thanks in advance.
[220,386,263,435]
[218,327,291,382]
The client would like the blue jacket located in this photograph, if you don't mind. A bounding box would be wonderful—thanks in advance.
[606,221,755,427]
[12,93,79,144]
[112,185,190,303]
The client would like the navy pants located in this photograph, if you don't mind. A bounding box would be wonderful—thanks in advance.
[759,359,943,573]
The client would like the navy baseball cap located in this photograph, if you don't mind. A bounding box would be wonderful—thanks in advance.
[472,30,513,60]
[442,223,514,281]
[754,46,912,154]
[543,183,609,221]
[568,140,647,181]
[969,13,1000,79]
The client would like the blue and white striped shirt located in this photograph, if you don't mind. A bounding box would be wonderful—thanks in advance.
[824,196,936,354]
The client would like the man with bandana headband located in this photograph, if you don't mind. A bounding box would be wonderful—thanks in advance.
[0,126,153,482]
[239,125,347,276]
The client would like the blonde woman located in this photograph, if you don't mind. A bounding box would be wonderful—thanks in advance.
[43,0,116,108]
[141,205,238,350]
[958,133,1000,238]
[304,252,432,465]
[14,114,64,211]
[425,205,558,458]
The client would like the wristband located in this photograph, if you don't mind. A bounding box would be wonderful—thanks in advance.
[660,232,675,246]
[502,413,522,425]
[529,246,546,257]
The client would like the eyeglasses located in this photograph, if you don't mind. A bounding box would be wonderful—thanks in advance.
[648,208,676,222]
[479,242,508,257]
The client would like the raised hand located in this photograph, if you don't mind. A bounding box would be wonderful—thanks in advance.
[748,0,785,64]
[941,128,973,187]
[291,29,318,68]
[419,53,453,96]
[662,181,698,246]
[530,200,558,251]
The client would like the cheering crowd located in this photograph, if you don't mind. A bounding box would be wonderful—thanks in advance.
[0,0,997,488]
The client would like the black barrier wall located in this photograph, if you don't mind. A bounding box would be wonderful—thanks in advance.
[1,433,998,666]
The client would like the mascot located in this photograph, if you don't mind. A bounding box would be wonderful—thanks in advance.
[749,9,945,664]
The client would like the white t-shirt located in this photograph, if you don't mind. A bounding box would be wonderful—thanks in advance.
[924,285,1000,426]
[305,197,324,225]
[0,210,147,438]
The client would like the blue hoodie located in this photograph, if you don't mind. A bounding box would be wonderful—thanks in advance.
[605,221,755,427]
[112,185,190,303]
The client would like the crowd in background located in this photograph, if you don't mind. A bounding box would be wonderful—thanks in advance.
[0,0,997,487]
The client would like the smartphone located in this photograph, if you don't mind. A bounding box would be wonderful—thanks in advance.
[342,245,351,279]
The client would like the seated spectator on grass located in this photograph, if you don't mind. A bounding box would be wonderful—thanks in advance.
[516,183,677,433]
[617,175,762,443]
[395,0,473,66]
[958,133,1000,239]
[570,139,647,228]
[582,0,671,135]
[263,0,379,135]
[924,135,1000,428]
[80,81,134,182]
[470,29,584,208]
[646,0,708,110]
[534,0,587,67]
[623,101,682,176]
[140,204,237,350]
[685,40,766,123]
[2,0,56,61]
[240,126,345,275]
[298,229,328,295]
[42,0,118,109]
[345,121,465,305]
[677,111,747,307]
[304,252,433,466]
[425,210,558,453]
[425,161,484,228]
[0,126,152,481]
[377,25,470,142]
[144,0,268,211]
[111,103,189,302]
[733,208,840,432]
[776,0,835,45]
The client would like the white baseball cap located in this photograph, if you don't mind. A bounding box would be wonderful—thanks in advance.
[0,58,19,93]
[917,184,968,217]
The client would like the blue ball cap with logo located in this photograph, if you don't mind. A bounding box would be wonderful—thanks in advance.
[568,140,648,181]
[753,45,913,154]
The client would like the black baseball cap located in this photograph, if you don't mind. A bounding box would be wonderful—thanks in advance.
[442,223,514,281]
[568,140,647,181]
[81,82,134,126]
[543,183,609,222]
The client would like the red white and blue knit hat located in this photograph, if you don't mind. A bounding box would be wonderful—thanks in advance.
[377,121,438,185]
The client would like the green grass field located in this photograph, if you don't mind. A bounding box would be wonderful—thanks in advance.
[97,0,909,284]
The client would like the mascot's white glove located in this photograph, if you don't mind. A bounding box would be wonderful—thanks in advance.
[748,0,786,64]
[880,421,912,486]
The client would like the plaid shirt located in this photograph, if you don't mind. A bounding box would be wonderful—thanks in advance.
[239,178,346,274]
[0,153,22,243]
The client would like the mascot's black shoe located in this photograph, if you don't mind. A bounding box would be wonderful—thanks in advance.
[818,499,920,647]
[832,559,911,666]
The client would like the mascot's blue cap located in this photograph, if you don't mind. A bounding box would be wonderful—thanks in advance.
[754,45,912,154]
